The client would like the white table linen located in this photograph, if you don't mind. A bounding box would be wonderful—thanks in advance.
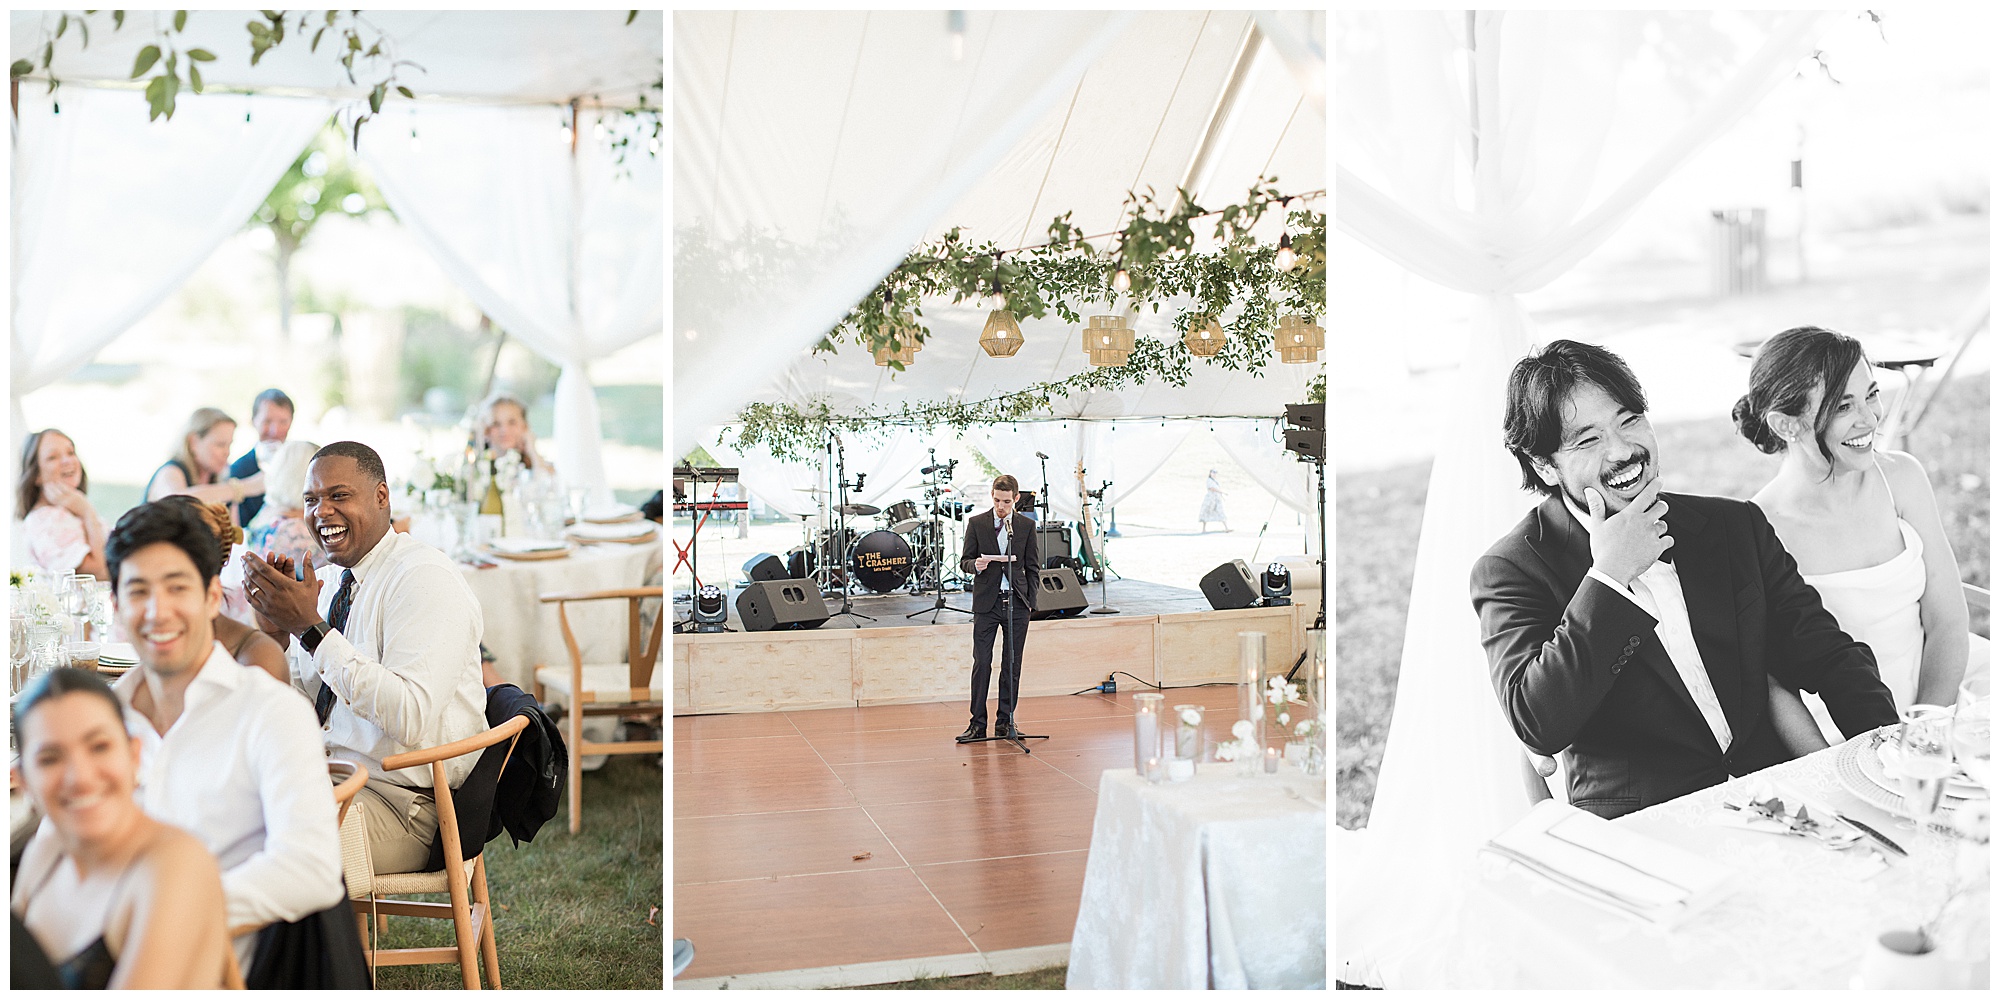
[1417,733,1988,988]
[1067,767,1327,989]
[456,539,661,689]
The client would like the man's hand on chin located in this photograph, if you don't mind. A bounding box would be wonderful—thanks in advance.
[1584,478,1672,587]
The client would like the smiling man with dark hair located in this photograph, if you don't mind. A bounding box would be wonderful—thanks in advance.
[1471,340,1897,817]
[243,440,485,873]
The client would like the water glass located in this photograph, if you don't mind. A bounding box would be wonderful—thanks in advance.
[1952,674,1991,787]
[1896,705,1955,826]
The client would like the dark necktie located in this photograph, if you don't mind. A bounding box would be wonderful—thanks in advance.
[314,570,356,725]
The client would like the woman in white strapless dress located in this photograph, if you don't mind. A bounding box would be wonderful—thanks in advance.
[1734,327,1986,750]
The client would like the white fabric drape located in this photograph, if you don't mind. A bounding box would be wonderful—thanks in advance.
[1210,419,1315,518]
[702,424,931,521]
[1332,11,1838,988]
[961,421,1191,523]
[10,85,332,455]
[358,102,662,508]
[671,11,1135,462]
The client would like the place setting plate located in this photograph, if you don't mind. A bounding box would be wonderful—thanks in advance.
[581,503,643,525]
[567,519,657,544]
[96,641,139,676]
[484,538,574,561]
[1834,729,1982,816]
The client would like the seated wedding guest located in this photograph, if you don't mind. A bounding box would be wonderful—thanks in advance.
[12,668,231,989]
[145,406,264,510]
[246,439,323,571]
[244,441,487,875]
[155,495,289,684]
[1472,340,1896,818]
[101,501,344,974]
[17,428,109,580]
[230,388,295,528]
[1737,326,1986,751]
[477,391,554,474]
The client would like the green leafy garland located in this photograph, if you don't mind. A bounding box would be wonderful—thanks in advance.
[726,178,1326,462]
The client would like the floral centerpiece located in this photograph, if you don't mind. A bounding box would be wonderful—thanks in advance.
[1214,676,1316,766]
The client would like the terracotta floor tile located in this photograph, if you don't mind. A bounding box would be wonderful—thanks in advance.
[867,786,1100,866]
[673,712,800,741]
[831,753,1082,807]
[671,733,826,774]
[674,762,856,818]
[674,807,900,883]
[673,868,973,979]
[916,851,1091,952]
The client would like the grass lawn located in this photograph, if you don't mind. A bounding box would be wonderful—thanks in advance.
[370,756,663,989]
[1335,373,1990,831]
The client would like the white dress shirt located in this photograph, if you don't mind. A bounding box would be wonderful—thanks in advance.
[1565,497,1733,751]
[112,641,344,931]
[287,528,487,788]
[996,516,1012,592]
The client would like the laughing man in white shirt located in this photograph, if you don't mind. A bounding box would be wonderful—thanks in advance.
[97,500,344,970]
[243,441,486,875]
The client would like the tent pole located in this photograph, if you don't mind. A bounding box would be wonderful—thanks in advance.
[1176,21,1262,209]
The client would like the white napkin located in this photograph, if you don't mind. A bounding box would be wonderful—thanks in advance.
[1485,799,1736,928]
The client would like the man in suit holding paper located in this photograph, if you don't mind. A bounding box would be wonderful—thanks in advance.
[957,474,1039,743]
[1470,340,1897,818]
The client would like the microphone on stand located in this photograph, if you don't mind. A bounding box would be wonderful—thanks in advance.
[1034,452,1049,460]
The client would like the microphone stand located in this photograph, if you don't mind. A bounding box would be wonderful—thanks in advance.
[825,434,873,625]
[1087,480,1118,614]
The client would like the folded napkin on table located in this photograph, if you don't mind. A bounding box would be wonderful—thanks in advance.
[1483,799,1737,929]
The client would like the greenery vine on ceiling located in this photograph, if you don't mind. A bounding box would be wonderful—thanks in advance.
[723,177,1326,462]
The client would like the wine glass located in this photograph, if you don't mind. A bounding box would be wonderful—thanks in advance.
[1895,705,1955,829]
[1951,675,1991,788]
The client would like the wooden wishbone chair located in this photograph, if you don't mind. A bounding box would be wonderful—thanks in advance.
[533,586,664,833]
[221,762,369,988]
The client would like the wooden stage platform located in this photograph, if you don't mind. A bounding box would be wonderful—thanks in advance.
[671,579,1322,715]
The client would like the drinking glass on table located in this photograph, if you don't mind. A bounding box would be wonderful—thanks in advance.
[1896,705,1955,828]
[1951,675,1991,788]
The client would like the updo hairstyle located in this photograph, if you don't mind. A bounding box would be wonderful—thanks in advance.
[1732,326,1866,468]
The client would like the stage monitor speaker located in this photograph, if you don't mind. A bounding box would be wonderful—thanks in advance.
[736,580,829,631]
[1284,402,1325,430]
[742,553,788,583]
[1284,427,1325,463]
[1035,524,1072,568]
[1032,566,1090,620]
[1200,559,1261,610]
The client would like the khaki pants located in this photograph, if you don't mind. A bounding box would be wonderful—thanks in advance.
[356,781,439,875]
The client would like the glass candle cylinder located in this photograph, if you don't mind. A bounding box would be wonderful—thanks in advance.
[1133,693,1164,775]
[1237,632,1266,772]
[1173,704,1204,764]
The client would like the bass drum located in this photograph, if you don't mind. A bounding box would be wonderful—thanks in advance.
[848,529,914,594]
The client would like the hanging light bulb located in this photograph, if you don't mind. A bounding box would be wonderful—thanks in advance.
[593,118,607,142]
[1274,231,1297,272]
[1111,259,1131,294]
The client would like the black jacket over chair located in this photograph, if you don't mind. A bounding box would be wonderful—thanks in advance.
[485,683,569,847]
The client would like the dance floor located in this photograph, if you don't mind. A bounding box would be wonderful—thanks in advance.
[671,682,1250,986]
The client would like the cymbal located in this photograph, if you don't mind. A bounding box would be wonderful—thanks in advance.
[837,503,882,516]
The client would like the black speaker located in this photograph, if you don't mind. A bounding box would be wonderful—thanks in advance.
[742,553,787,582]
[1284,427,1325,462]
[1200,559,1260,610]
[1284,402,1325,430]
[1035,524,1071,568]
[1032,567,1090,620]
[736,580,829,631]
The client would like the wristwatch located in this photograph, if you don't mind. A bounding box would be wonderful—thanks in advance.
[299,621,333,655]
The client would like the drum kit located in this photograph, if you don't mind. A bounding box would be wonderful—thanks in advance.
[787,453,975,598]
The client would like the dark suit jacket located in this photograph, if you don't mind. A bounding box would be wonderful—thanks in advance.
[1470,492,1897,818]
[959,510,1039,614]
[231,448,263,526]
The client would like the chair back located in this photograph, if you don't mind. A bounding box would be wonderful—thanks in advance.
[542,586,664,696]
[329,762,369,826]
[380,716,529,875]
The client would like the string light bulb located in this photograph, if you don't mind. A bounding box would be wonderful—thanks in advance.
[1112,260,1131,294]
[1274,231,1296,272]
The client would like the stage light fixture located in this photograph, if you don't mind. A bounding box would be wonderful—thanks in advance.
[693,585,729,633]
[1260,562,1293,606]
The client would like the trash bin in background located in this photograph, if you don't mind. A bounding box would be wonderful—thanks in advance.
[1709,207,1767,296]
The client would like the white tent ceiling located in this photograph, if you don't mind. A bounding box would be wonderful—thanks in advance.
[673,10,1324,447]
[10,10,661,106]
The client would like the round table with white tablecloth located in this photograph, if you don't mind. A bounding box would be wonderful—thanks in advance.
[456,538,662,690]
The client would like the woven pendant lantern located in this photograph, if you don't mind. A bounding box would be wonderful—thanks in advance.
[1085,314,1135,367]
[872,322,921,367]
[1184,316,1226,357]
[1276,313,1324,364]
[979,309,1024,358]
